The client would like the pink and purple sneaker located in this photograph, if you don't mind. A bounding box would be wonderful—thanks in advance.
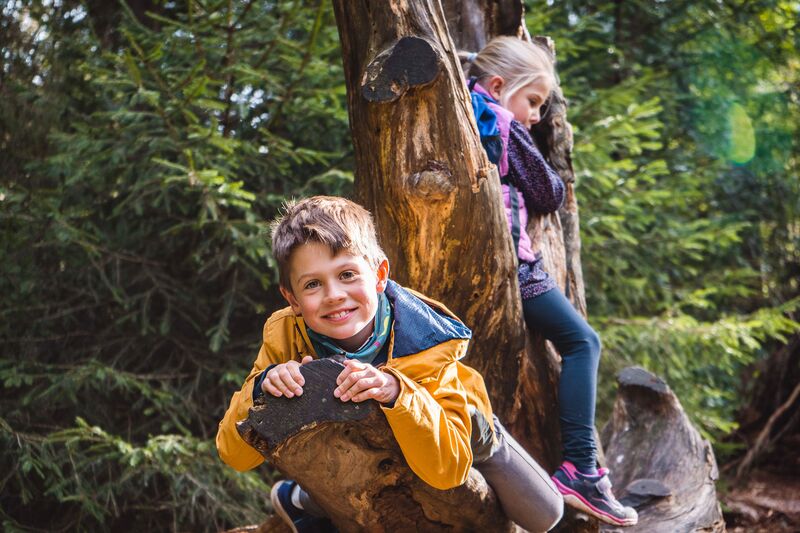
[551,461,638,527]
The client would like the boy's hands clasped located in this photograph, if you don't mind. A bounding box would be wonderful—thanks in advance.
[261,357,400,405]
[334,359,399,404]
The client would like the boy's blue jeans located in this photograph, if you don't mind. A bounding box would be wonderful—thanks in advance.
[522,287,601,473]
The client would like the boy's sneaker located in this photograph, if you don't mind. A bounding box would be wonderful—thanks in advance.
[270,480,335,533]
[552,461,638,527]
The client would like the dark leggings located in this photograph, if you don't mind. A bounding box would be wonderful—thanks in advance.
[522,288,600,473]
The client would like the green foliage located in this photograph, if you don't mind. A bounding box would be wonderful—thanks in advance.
[595,300,800,442]
[1,415,271,531]
[526,0,800,451]
[1,0,350,530]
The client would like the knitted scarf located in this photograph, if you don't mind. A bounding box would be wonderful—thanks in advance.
[306,292,392,364]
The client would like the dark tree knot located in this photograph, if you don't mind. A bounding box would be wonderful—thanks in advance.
[361,36,442,102]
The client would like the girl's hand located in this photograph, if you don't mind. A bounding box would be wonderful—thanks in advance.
[262,355,314,398]
[334,359,400,405]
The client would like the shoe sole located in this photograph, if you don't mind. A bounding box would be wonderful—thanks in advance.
[553,478,638,527]
[270,481,299,533]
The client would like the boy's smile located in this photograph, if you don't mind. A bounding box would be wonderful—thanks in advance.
[280,242,389,352]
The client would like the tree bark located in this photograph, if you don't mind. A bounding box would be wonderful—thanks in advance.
[601,367,726,532]
[230,4,731,533]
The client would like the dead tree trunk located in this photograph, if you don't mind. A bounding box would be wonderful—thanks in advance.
[231,4,729,533]
[601,367,726,532]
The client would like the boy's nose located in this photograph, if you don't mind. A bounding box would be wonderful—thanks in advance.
[323,284,346,302]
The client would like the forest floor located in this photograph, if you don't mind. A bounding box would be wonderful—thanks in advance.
[721,436,800,532]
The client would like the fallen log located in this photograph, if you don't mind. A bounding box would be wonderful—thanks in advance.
[601,367,725,532]
[236,358,515,532]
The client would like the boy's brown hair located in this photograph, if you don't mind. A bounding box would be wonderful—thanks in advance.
[270,196,387,290]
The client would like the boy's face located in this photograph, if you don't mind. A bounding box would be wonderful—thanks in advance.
[280,242,389,353]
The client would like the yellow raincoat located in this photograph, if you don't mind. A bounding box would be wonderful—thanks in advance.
[216,281,496,490]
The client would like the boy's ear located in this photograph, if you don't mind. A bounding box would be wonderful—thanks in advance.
[486,75,504,101]
[279,285,302,315]
[375,258,390,294]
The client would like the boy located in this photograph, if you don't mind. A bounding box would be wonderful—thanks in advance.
[216,196,563,532]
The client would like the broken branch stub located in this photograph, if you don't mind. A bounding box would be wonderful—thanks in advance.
[237,359,514,533]
[601,367,725,532]
[361,37,442,103]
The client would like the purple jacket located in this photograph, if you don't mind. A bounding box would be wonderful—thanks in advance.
[472,83,565,263]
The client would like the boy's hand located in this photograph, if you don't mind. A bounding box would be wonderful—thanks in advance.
[334,360,400,404]
[262,356,314,398]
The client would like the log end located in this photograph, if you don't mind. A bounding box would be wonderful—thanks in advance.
[618,478,672,509]
[236,358,380,451]
[617,366,670,396]
[602,367,725,532]
[361,37,442,102]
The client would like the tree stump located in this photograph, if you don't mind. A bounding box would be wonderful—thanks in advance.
[237,359,514,532]
[601,367,725,532]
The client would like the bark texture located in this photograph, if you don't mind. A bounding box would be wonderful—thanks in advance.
[230,3,729,533]
[601,367,726,532]
[237,359,513,532]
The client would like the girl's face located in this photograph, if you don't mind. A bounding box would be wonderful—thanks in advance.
[504,79,551,129]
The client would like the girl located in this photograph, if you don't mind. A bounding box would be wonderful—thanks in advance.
[461,37,638,527]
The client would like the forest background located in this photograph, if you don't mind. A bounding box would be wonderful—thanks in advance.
[1,0,798,531]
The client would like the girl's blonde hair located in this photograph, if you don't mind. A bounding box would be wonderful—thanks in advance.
[462,36,556,107]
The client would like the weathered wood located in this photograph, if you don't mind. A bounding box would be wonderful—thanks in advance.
[529,35,586,317]
[441,0,525,52]
[601,367,725,532]
[237,359,514,533]
[361,36,443,103]
[241,358,375,450]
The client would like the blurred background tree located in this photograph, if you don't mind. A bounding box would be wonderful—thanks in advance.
[1,0,797,531]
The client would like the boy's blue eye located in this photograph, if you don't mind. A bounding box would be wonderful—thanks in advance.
[304,280,320,290]
[340,271,356,280]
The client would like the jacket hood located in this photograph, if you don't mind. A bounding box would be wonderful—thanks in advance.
[384,280,472,358]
